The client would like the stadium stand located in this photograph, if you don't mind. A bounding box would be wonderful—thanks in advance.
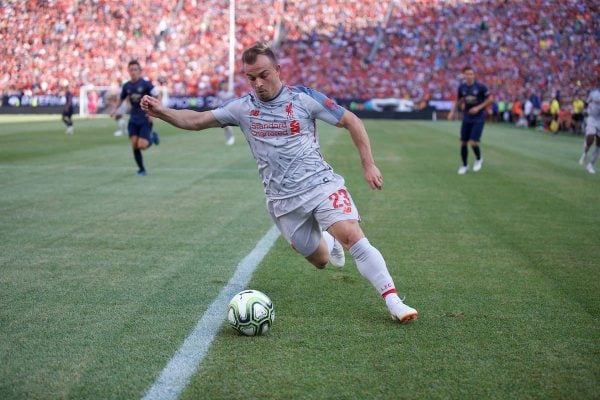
[1,0,598,108]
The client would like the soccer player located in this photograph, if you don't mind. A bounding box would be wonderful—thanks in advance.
[579,87,600,174]
[111,60,160,176]
[217,82,236,145]
[62,84,74,135]
[141,43,418,323]
[447,66,493,174]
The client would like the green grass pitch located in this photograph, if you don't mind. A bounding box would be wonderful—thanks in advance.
[0,115,598,399]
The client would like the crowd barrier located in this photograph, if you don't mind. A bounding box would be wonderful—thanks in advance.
[0,95,446,120]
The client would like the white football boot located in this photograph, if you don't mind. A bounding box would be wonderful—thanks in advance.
[386,295,418,323]
[457,165,468,175]
[473,158,483,172]
[328,239,345,268]
[586,163,596,174]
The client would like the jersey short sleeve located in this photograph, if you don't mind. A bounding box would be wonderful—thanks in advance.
[292,86,345,125]
[211,96,247,127]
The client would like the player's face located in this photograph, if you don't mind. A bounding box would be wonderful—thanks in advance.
[244,55,282,102]
[128,64,142,82]
[464,69,475,85]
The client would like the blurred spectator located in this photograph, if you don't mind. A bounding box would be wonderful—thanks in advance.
[558,107,572,132]
[541,99,552,130]
[572,94,585,134]
[524,97,535,128]
[512,99,523,125]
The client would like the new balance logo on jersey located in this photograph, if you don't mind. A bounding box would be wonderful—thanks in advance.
[250,109,260,117]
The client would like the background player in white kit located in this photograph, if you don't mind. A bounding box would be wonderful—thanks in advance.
[112,91,128,137]
[579,87,600,174]
[217,82,235,145]
[141,43,418,323]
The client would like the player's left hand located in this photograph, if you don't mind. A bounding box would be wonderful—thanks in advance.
[364,164,383,190]
[469,107,480,114]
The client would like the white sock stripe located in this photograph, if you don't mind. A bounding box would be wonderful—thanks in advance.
[348,237,370,258]
[141,225,280,400]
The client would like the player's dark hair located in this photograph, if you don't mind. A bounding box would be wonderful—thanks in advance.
[242,43,278,66]
[462,66,474,73]
[128,60,141,68]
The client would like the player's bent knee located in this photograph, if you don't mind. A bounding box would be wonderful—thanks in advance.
[339,231,364,249]
[334,228,363,248]
[327,221,364,250]
[312,260,328,269]
[305,248,329,269]
[305,254,328,269]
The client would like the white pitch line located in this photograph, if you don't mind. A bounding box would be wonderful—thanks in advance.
[142,225,280,400]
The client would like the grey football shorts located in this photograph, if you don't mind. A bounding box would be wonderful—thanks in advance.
[585,117,600,136]
[267,181,360,257]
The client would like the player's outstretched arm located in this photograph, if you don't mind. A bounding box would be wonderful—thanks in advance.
[447,99,459,120]
[337,110,383,190]
[141,95,221,131]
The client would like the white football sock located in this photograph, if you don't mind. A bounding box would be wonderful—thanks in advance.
[322,230,335,253]
[349,238,397,298]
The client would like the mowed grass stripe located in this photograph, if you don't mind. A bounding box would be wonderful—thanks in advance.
[0,117,598,399]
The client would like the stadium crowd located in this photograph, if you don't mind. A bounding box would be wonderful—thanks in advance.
[1,0,598,110]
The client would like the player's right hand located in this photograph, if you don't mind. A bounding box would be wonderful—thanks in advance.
[364,164,383,190]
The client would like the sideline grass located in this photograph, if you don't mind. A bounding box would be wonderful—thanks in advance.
[0,117,598,399]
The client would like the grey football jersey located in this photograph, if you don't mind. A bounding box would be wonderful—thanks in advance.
[587,89,600,119]
[211,86,347,200]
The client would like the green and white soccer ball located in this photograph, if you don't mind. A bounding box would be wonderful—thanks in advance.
[227,290,275,336]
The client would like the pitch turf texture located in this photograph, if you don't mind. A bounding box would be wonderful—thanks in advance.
[0,115,598,399]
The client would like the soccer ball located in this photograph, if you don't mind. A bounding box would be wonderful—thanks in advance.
[227,290,275,336]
